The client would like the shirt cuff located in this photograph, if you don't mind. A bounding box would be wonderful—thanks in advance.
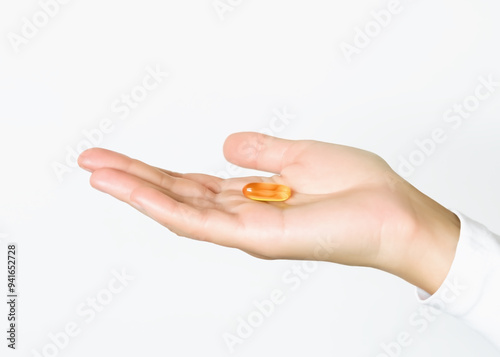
[415,210,500,349]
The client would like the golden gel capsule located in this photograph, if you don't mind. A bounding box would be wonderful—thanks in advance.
[242,183,292,202]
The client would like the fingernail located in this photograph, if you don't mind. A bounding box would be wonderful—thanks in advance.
[77,151,91,169]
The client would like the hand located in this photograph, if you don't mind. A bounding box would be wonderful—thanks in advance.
[78,132,460,294]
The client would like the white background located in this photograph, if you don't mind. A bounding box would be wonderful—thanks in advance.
[1,0,500,356]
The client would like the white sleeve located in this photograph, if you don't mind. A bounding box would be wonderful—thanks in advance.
[415,211,500,350]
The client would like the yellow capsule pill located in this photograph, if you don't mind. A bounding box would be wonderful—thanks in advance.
[242,182,292,202]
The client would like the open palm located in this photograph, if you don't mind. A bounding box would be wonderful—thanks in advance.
[78,132,418,271]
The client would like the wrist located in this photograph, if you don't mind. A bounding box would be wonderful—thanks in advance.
[377,178,461,295]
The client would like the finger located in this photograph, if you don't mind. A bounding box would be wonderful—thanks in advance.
[78,147,124,172]
[130,186,243,248]
[79,148,221,195]
[89,168,216,209]
[154,168,222,194]
[223,132,299,174]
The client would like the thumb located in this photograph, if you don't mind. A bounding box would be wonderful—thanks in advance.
[223,132,296,174]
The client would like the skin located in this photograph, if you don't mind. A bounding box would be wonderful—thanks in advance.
[78,132,460,294]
